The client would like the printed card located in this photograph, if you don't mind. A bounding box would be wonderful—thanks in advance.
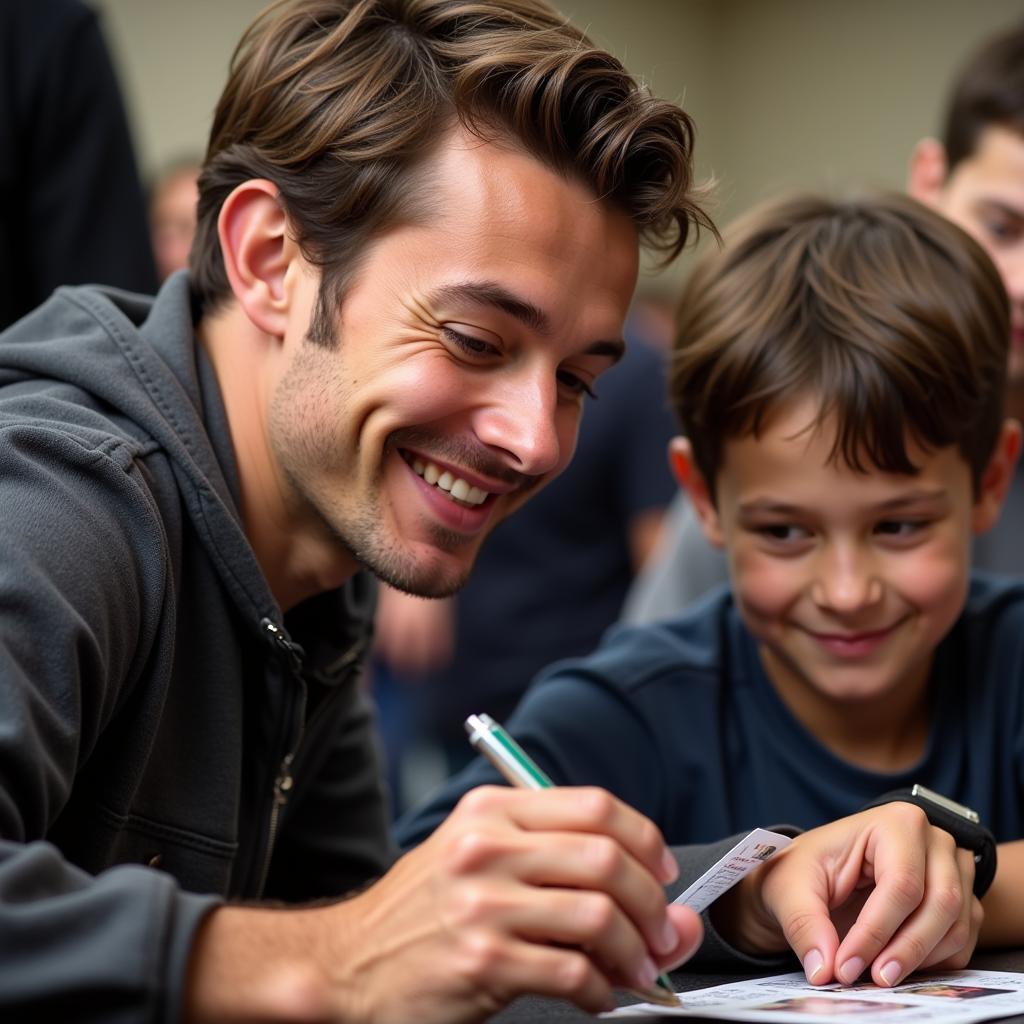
[673,828,793,913]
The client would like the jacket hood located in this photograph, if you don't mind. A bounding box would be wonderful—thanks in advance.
[0,272,284,631]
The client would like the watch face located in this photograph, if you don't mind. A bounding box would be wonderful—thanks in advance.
[911,783,980,823]
[865,787,997,899]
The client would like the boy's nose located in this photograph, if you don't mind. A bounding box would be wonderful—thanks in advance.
[472,368,565,478]
[809,546,884,613]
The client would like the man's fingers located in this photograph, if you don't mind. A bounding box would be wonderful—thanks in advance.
[462,786,678,885]
[440,786,685,988]
[442,818,678,961]
[660,904,705,971]
[509,885,666,993]
[462,935,617,1015]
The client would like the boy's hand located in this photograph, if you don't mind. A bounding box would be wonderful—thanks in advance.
[186,786,704,1023]
[712,803,981,988]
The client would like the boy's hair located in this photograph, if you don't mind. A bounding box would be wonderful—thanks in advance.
[943,19,1024,171]
[669,193,1010,497]
[190,0,711,343]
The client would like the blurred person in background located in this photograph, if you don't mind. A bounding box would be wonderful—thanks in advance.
[621,17,1024,625]
[149,157,201,283]
[0,0,156,329]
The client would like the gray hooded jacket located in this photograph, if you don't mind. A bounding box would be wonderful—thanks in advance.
[0,274,391,1021]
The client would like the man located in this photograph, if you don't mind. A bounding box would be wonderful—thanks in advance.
[371,319,678,814]
[0,2,982,1020]
[622,18,1024,624]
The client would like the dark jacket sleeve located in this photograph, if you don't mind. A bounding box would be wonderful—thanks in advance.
[0,419,217,1022]
[667,832,801,972]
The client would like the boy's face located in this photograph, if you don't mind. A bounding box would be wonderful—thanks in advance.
[676,398,1017,724]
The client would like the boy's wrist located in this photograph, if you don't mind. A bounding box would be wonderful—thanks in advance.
[708,865,789,956]
[859,785,997,897]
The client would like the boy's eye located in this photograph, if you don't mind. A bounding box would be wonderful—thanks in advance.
[875,519,927,537]
[757,524,808,542]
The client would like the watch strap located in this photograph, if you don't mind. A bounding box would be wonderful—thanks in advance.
[860,785,997,898]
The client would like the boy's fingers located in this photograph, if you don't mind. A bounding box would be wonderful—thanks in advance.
[762,876,842,984]
[835,826,965,985]
[869,843,979,983]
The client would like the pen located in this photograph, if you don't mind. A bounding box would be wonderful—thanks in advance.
[464,713,681,1009]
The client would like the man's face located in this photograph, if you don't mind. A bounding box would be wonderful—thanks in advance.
[701,398,987,733]
[268,129,639,597]
[933,126,1024,391]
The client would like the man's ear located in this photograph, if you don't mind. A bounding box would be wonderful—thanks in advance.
[668,436,726,549]
[908,137,949,207]
[972,419,1023,534]
[217,179,296,338]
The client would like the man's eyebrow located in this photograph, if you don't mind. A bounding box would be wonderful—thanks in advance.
[433,281,550,332]
[431,281,625,363]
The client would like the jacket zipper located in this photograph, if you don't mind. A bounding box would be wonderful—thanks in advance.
[256,619,306,896]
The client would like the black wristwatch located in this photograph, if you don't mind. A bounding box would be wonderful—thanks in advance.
[860,785,997,898]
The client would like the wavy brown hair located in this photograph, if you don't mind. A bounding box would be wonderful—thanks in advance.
[670,192,1010,497]
[191,0,711,341]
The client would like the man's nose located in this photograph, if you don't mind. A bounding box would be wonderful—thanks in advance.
[472,368,565,477]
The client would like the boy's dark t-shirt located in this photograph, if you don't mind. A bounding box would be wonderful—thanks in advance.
[397,574,1024,849]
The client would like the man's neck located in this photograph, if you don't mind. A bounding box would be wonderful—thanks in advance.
[196,303,359,612]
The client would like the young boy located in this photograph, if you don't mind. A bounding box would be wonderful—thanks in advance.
[398,191,1024,956]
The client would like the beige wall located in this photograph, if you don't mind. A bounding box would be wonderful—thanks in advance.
[96,0,1022,293]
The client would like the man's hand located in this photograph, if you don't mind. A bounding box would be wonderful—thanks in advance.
[185,786,703,1023]
[712,803,981,988]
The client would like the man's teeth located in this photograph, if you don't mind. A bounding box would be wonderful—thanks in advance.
[412,458,489,506]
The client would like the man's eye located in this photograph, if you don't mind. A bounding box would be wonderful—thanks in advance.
[442,326,496,356]
[556,370,596,399]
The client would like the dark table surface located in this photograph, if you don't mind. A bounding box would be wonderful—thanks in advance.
[491,950,1024,1022]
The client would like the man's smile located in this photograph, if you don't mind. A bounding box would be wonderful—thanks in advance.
[406,452,492,507]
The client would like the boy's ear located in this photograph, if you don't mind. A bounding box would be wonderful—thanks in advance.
[668,436,726,549]
[217,179,298,338]
[972,419,1023,535]
[907,137,949,207]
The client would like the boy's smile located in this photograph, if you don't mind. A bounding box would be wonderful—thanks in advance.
[681,397,1016,768]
